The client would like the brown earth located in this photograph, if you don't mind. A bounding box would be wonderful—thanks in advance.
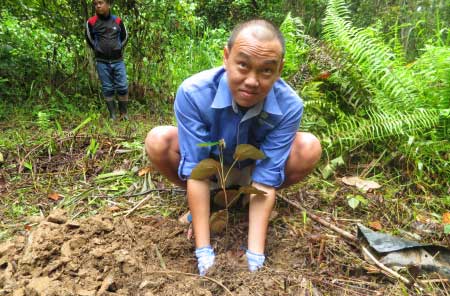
[0,194,436,296]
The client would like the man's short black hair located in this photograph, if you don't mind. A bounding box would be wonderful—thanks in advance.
[94,0,112,4]
[227,19,285,58]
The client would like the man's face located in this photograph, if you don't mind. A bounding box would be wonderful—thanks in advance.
[223,28,284,108]
[94,0,110,16]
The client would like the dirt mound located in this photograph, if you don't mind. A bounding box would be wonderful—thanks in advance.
[0,207,390,295]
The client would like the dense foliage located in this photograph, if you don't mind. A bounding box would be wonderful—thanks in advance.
[0,0,449,190]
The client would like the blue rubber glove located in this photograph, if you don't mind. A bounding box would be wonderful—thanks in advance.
[246,249,265,272]
[195,245,215,276]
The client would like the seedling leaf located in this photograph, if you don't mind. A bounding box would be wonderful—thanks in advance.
[213,190,240,208]
[233,144,265,161]
[210,210,227,234]
[190,159,220,180]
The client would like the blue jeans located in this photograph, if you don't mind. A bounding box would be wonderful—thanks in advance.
[96,61,128,98]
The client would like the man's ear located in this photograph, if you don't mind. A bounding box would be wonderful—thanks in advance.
[223,46,229,69]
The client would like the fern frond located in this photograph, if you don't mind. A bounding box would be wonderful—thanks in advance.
[323,0,420,112]
[328,108,441,148]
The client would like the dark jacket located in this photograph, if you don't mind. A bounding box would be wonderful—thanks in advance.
[85,14,128,63]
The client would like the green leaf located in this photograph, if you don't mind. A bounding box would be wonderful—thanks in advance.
[190,159,220,180]
[233,144,265,161]
[347,197,360,209]
[321,164,335,179]
[444,224,450,235]
[238,185,267,196]
[23,162,33,171]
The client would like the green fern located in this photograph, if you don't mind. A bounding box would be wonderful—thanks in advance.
[323,0,419,112]
[319,0,449,185]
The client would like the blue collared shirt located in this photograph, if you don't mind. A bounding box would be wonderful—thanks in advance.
[175,67,303,188]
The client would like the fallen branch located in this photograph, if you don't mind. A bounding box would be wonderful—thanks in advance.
[124,194,153,217]
[361,246,411,285]
[279,194,357,242]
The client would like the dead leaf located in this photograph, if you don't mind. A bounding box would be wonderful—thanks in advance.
[369,221,383,231]
[210,210,227,234]
[190,159,220,180]
[138,166,153,176]
[442,212,450,225]
[48,192,62,201]
[233,144,265,161]
[341,176,381,192]
[108,206,121,212]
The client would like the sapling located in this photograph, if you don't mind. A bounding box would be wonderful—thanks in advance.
[190,140,267,233]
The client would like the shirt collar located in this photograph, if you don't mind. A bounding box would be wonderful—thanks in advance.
[211,70,283,117]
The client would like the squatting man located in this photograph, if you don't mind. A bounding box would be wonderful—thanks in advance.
[145,19,322,275]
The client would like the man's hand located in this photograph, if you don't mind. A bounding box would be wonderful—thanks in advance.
[248,182,276,254]
[195,245,215,276]
[246,249,265,272]
[187,179,211,248]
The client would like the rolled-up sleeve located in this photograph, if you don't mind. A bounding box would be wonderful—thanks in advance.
[252,103,303,188]
[174,86,211,180]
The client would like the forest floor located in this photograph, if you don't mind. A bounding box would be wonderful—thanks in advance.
[0,111,449,295]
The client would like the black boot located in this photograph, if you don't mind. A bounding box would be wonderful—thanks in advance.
[118,100,129,121]
[105,100,117,120]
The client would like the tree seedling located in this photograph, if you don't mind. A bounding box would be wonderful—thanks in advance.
[190,141,267,233]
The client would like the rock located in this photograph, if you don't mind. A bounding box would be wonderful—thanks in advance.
[0,242,14,257]
[76,289,96,296]
[12,288,25,296]
[47,209,68,224]
[66,220,80,229]
[26,276,60,296]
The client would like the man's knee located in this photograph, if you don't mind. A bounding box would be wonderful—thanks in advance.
[295,132,322,166]
[145,126,176,158]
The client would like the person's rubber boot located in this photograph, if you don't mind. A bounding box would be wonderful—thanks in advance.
[118,100,129,121]
[105,99,116,121]
[118,94,129,121]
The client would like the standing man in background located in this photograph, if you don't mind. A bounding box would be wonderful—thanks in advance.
[85,0,129,120]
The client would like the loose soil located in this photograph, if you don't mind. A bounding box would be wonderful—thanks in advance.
[1,191,429,296]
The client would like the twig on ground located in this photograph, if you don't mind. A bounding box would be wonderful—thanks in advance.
[148,270,233,295]
[154,245,166,269]
[279,194,357,242]
[123,188,186,198]
[361,246,411,284]
[123,194,153,217]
